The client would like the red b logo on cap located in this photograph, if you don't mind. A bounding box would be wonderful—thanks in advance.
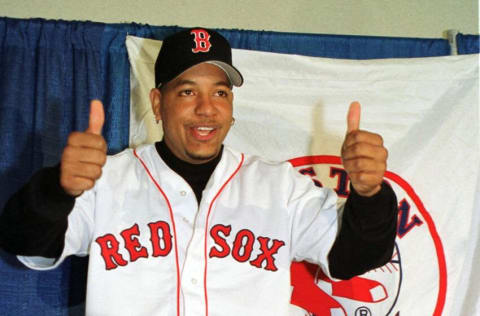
[191,29,212,53]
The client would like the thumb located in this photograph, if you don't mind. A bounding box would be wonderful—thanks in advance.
[347,101,361,133]
[86,99,105,135]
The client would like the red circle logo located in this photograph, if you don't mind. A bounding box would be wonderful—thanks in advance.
[289,155,447,316]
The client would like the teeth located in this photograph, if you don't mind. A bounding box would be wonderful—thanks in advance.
[195,126,214,136]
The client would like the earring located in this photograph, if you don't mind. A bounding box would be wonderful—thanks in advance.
[231,117,235,126]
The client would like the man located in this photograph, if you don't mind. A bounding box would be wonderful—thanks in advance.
[0,28,397,315]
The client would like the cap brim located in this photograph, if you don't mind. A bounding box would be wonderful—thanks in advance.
[206,61,244,87]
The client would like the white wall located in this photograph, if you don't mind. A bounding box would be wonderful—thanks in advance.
[0,0,478,38]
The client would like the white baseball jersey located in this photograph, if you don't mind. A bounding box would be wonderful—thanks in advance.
[19,144,339,316]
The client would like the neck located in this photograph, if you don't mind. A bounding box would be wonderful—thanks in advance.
[155,140,223,203]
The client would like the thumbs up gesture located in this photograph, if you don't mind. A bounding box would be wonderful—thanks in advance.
[60,100,107,196]
[341,102,387,197]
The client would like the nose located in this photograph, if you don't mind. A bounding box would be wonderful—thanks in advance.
[194,94,216,117]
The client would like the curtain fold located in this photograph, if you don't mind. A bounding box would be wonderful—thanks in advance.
[1,18,105,205]
[0,16,471,315]
[0,17,107,316]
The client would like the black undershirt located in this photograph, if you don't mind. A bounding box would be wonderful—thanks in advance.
[155,141,222,203]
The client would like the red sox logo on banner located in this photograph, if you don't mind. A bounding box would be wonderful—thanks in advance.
[289,155,447,316]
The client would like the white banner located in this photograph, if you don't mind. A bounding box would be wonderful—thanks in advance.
[126,35,480,316]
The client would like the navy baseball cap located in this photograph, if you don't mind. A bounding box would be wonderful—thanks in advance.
[154,28,243,88]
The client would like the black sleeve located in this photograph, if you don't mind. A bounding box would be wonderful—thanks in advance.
[328,182,398,280]
[0,165,75,258]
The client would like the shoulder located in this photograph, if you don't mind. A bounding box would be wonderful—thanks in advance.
[223,145,291,172]
[223,146,321,192]
[104,144,157,166]
[99,144,159,181]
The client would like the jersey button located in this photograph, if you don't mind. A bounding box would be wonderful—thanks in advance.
[191,278,197,285]
[180,191,187,196]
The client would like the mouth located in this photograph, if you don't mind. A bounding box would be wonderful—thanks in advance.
[190,125,218,141]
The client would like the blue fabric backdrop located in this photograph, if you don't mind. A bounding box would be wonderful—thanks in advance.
[457,33,480,55]
[0,16,477,315]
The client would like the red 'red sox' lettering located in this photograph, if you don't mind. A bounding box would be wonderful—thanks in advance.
[209,224,232,258]
[96,222,285,271]
[121,223,148,262]
[250,236,285,271]
[95,234,128,270]
[149,221,173,257]
[210,224,285,271]
[232,229,255,262]
[95,220,172,270]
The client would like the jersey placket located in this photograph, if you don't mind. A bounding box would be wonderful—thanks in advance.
[180,197,210,316]
[134,146,244,316]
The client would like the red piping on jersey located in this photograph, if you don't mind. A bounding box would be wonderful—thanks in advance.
[133,149,181,316]
[203,153,244,316]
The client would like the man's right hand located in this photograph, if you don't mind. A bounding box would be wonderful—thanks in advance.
[60,100,107,197]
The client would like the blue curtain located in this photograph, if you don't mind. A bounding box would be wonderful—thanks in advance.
[0,16,471,315]
[457,33,480,54]
[0,18,129,316]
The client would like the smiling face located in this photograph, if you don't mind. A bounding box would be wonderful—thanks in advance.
[150,62,234,164]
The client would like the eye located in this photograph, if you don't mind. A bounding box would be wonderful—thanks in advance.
[215,90,229,97]
[180,89,194,96]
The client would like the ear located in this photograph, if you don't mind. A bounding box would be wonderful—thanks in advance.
[150,88,162,121]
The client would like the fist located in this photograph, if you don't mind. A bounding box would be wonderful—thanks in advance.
[341,102,388,197]
[60,100,107,196]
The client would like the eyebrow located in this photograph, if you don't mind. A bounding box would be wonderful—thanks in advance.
[215,80,233,88]
[169,79,195,89]
[171,79,232,89]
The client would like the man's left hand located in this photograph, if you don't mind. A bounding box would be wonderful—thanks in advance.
[341,101,388,197]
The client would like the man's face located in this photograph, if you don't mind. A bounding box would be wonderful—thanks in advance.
[151,62,234,164]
